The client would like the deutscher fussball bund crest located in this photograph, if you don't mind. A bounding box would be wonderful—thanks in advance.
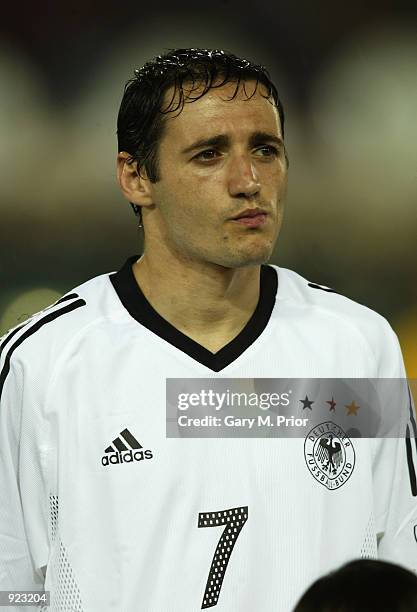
[304,421,355,490]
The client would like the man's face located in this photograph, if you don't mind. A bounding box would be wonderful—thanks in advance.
[146,80,288,268]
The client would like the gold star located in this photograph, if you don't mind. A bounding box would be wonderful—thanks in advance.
[345,400,360,416]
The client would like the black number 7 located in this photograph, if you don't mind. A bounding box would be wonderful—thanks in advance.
[198,506,249,609]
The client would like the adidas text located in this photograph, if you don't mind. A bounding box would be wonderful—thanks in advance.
[102,449,153,466]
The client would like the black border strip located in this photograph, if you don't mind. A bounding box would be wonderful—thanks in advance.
[308,282,338,294]
[0,298,86,399]
[0,323,28,356]
[54,293,81,305]
[407,385,417,457]
[110,256,278,372]
[405,424,417,497]
[0,293,80,358]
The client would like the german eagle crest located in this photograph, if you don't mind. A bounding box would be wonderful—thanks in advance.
[304,421,355,490]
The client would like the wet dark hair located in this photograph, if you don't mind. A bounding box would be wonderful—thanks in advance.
[293,559,417,612]
[117,48,286,222]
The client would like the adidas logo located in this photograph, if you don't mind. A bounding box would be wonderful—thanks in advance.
[101,428,153,467]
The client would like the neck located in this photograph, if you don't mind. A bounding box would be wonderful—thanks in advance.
[132,249,261,353]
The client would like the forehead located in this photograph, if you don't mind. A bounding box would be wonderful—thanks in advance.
[162,80,282,142]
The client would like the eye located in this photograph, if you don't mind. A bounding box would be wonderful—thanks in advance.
[193,149,221,161]
[255,145,279,157]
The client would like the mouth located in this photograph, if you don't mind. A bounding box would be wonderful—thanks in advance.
[230,208,268,228]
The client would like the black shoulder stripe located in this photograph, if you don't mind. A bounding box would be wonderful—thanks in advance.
[0,293,81,357]
[0,298,86,399]
[308,282,338,294]
[405,424,417,497]
[408,385,417,433]
[408,385,417,457]
[54,293,80,305]
[0,322,28,356]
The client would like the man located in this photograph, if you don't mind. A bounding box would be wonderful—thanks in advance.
[0,48,416,612]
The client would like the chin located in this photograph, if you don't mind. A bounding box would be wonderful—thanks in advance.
[241,241,275,265]
[217,245,274,269]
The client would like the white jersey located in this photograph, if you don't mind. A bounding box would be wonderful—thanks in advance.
[1,256,416,612]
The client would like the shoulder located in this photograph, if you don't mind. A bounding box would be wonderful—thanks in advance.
[272,264,382,320]
[269,264,404,375]
[0,270,121,390]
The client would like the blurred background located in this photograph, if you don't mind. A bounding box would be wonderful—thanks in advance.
[0,0,416,378]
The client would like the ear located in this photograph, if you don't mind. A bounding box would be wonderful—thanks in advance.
[116,152,153,207]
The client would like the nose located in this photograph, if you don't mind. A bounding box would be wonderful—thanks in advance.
[228,154,261,198]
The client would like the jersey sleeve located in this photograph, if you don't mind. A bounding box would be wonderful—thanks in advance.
[372,325,417,572]
[0,352,49,598]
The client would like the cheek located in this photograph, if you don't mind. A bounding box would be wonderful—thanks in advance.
[157,186,208,231]
[271,172,288,202]
[166,174,223,219]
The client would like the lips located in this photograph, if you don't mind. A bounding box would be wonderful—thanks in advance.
[232,211,268,228]
[232,207,267,220]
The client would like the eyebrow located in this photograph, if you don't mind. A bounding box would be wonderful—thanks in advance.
[181,131,284,155]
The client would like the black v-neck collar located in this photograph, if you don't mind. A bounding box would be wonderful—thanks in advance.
[110,255,278,372]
